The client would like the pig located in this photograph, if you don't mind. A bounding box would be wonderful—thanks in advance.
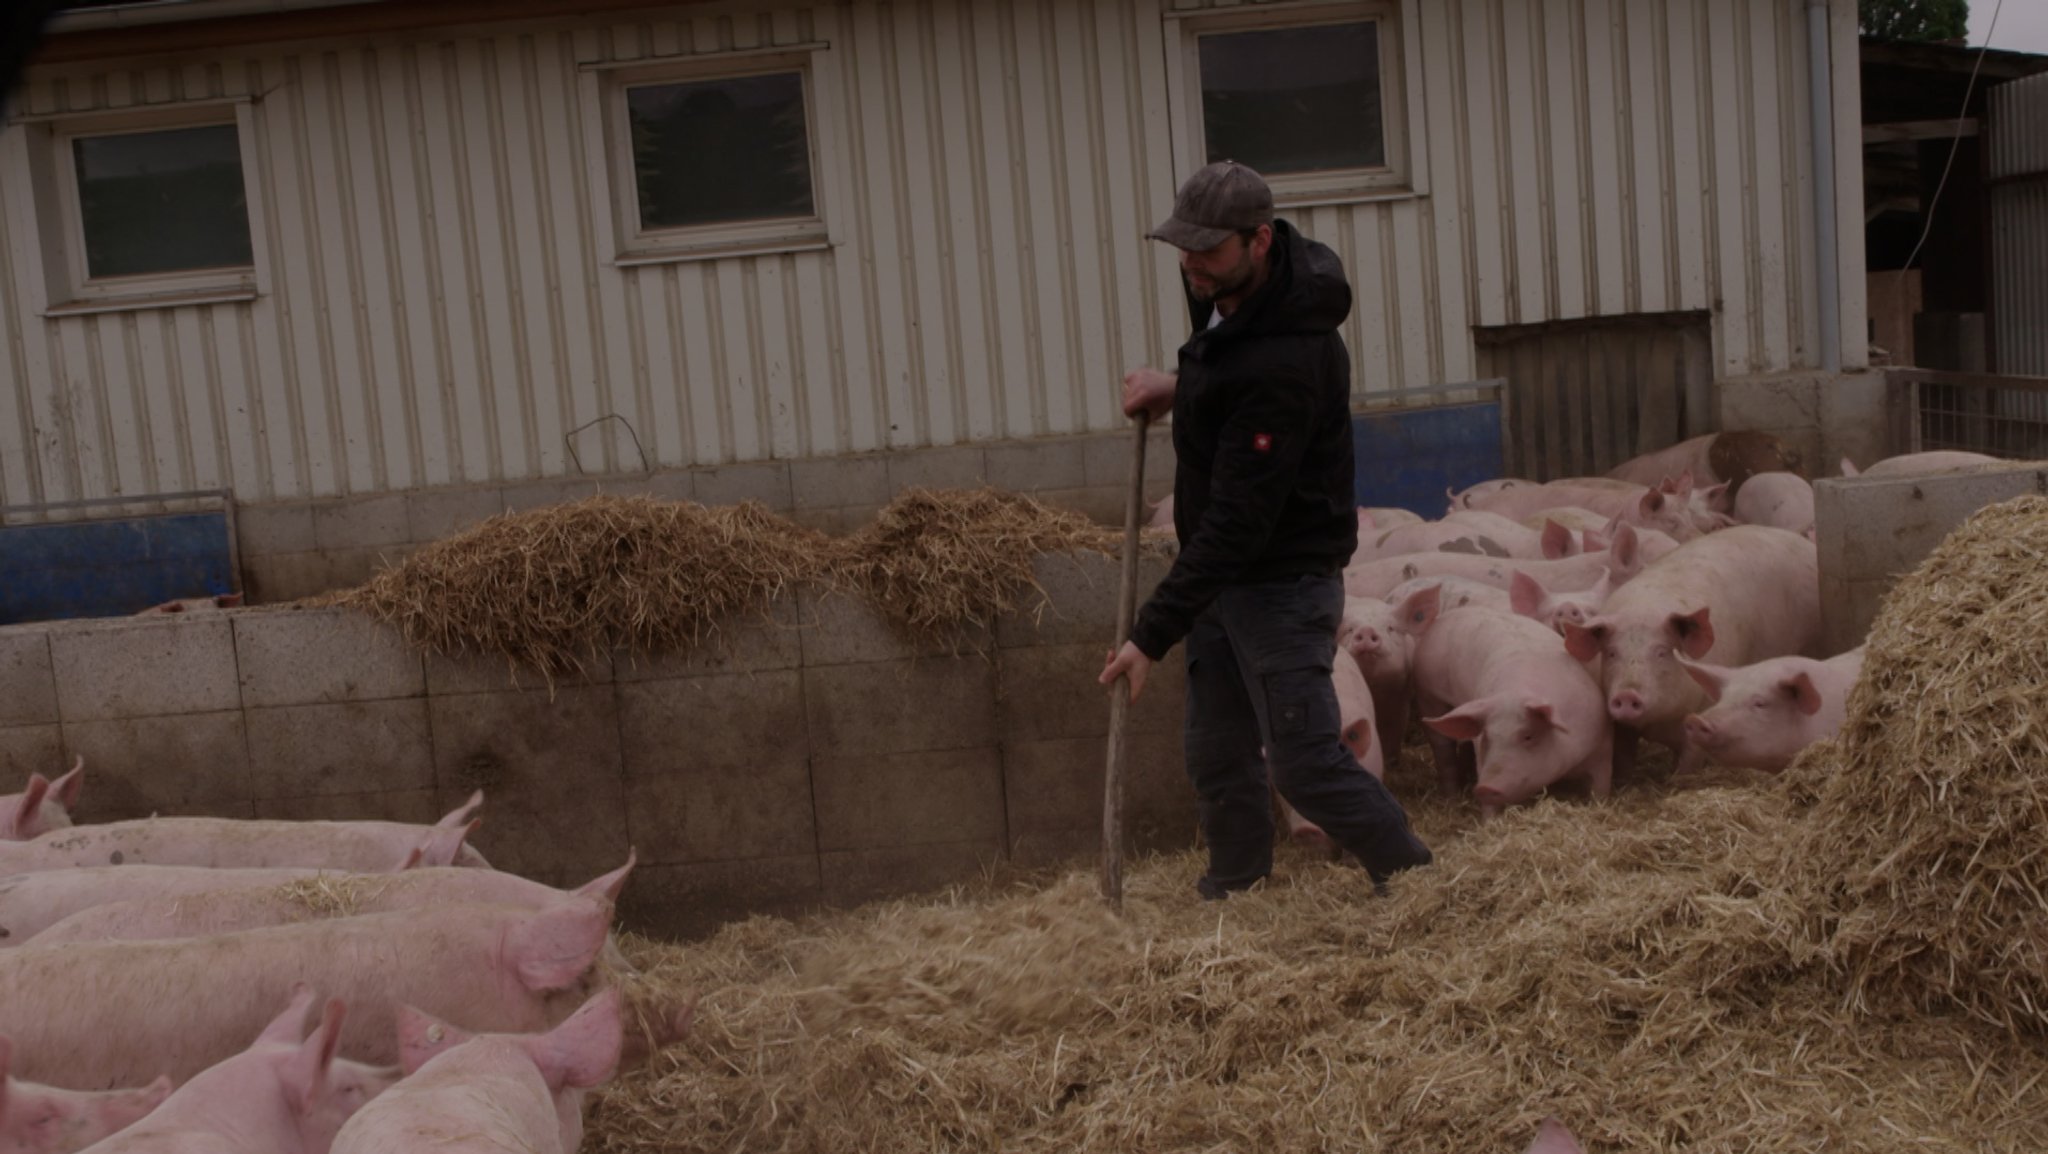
[1444,479,1536,512]
[0,793,489,876]
[0,822,479,949]
[1360,506,1424,529]
[1679,647,1865,772]
[1563,525,1822,775]
[1607,430,1803,494]
[1730,471,1815,536]
[334,991,623,1154]
[1402,590,1612,815]
[1361,517,1576,563]
[0,1036,169,1154]
[1339,598,1421,760]
[1509,569,1613,633]
[1580,519,1682,565]
[1345,525,1643,601]
[1842,450,2000,477]
[1525,1118,1588,1154]
[0,897,613,1088]
[24,854,635,950]
[1521,506,1609,533]
[81,989,396,1154]
[1145,495,1174,530]
[0,761,83,842]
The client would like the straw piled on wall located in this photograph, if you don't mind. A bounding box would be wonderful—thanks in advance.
[329,488,1151,676]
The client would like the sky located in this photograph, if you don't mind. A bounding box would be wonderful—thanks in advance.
[1969,0,2048,55]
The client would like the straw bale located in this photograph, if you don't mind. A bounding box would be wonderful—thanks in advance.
[1777,494,2048,1035]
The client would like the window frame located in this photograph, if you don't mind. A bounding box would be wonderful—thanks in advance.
[588,45,839,266]
[1166,0,1429,208]
[24,98,267,314]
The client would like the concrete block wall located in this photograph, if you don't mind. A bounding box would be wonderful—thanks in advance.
[1716,369,1899,477]
[238,429,1177,603]
[0,550,1196,939]
[1814,464,2048,654]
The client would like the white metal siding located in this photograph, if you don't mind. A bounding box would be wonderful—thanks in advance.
[1989,72,2048,377]
[0,0,1865,508]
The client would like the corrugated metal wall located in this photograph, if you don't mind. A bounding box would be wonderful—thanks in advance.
[1989,72,2048,377]
[0,0,1866,508]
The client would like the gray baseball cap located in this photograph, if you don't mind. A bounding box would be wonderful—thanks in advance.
[1147,161,1274,251]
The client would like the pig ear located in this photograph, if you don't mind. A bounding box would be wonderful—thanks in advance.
[407,818,480,870]
[1525,1118,1588,1154]
[1700,481,1731,513]
[1540,519,1572,560]
[1669,607,1716,660]
[1678,658,1729,701]
[438,790,485,829]
[1590,566,1616,599]
[1562,620,1606,664]
[1610,523,1641,573]
[1667,469,1695,497]
[1581,527,1609,553]
[1782,671,1825,716]
[1391,583,1441,635]
[281,1000,347,1115]
[508,898,611,993]
[527,989,624,1092]
[142,1075,173,1108]
[574,849,638,905]
[1359,508,1376,530]
[395,1004,474,1075]
[1840,456,1859,477]
[1523,700,1569,735]
[1508,571,1547,619]
[10,775,51,835]
[51,756,84,810]
[257,985,318,1048]
[1638,488,1665,517]
[1422,702,1488,743]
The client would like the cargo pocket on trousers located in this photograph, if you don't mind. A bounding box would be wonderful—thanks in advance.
[1262,668,1335,743]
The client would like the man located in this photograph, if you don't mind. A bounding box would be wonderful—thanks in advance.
[1099,161,1432,899]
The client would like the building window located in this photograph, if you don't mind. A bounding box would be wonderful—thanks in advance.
[596,52,833,263]
[1174,2,1420,205]
[20,101,264,313]
[69,122,254,279]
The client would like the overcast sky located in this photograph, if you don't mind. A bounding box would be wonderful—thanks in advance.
[1969,1,2048,55]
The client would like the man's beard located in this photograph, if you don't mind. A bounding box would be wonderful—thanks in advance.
[1187,257,1256,304]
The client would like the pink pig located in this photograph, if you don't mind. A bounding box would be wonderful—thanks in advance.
[1525,1118,1587,1154]
[1345,524,1643,600]
[1679,647,1865,771]
[0,821,476,950]
[81,989,396,1154]
[1730,471,1816,536]
[26,854,633,950]
[1403,590,1613,815]
[0,794,489,875]
[0,1036,169,1154]
[0,898,612,1088]
[332,990,624,1154]
[1564,526,1821,775]
[1338,597,1421,760]
[0,761,83,843]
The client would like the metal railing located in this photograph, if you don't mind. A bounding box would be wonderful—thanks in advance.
[1890,368,2048,459]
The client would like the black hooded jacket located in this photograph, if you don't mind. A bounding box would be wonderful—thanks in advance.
[1128,219,1359,661]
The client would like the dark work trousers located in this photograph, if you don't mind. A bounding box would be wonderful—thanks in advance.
[1181,573,1432,894]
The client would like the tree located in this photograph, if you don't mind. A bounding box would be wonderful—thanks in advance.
[1859,0,1970,42]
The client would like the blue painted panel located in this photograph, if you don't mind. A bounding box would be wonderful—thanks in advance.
[1352,402,1506,519]
[0,512,235,625]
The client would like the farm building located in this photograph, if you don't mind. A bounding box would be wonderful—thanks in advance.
[3,0,1877,606]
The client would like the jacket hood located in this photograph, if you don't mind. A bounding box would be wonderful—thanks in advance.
[1191,218,1353,341]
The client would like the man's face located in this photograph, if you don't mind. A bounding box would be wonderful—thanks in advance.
[1180,226,1269,304]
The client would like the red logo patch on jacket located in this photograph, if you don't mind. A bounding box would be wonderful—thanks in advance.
[1252,433,1273,453]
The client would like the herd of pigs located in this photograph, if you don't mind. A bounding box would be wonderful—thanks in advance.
[0,766,678,1153]
[1157,434,2007,842]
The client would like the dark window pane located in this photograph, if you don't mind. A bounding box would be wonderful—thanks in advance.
[628,72,816,231]
[1199,22,1386,176]
[73,123,253,279]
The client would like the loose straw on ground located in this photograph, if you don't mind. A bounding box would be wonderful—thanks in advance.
[587,496,2048,1153]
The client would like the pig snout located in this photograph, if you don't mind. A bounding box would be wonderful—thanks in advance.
[1683,713,1718,748]
[1609,689,1647,723]
[1472,783,1508,809]
[1347,625,1383,655]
